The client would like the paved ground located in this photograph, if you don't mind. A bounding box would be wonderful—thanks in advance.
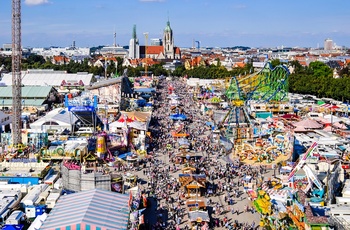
[133,152,272,229]
[128,79,274,229]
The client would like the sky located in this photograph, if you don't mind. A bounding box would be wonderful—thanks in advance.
[1,0,350,48]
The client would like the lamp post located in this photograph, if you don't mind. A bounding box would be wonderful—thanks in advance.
[104,103,108,132]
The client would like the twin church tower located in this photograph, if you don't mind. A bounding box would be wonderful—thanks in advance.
[128,20,179,60]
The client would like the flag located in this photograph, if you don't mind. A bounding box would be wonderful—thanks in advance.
[128,191,133,207]
[142,194,148,207]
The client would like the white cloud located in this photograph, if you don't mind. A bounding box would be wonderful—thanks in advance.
[233,4,247,9]
[24,0,49,6]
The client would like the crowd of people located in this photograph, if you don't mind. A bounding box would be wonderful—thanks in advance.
[135,77,271,230]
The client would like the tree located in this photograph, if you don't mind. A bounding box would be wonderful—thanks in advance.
[288,60,304,74]
[308,61,332,78]
[270,59,281,68]
[173,65,185,77]
[216,58,221,67]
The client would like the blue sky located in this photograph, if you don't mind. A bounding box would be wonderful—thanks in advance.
[0,0,350,48]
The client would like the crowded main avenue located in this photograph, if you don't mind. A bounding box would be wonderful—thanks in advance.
[130,78,265,230]
[1,68,349,230]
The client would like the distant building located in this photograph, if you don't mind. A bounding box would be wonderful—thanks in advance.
[31,46,90,58]
[99,46,128,58]
[129,25,140,59]
[163,20,175,59]
[2,44,11,51]
[150,38,162,46]
[1,44,30,57]
[139,20,181,60]
[163,60,182,72]
[0,69,93,89]
[324,38,334,51]
[0,86,60,110]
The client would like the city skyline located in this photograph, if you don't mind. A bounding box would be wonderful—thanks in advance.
[0,0,350,48]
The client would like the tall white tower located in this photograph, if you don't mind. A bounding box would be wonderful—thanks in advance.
[129,25,139,59]
[324,38,333,51]
[163,20,174,59]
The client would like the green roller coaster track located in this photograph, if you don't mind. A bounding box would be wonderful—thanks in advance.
[223,62,290,141]
[226,62,290,103]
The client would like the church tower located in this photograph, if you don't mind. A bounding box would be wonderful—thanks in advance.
[129,25,140,59]
[163,20,174,59]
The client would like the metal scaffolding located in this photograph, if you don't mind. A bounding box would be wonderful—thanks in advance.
[11,0,22,145]
[329,216,350,230]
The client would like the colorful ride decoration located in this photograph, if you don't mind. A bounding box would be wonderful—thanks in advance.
[253,189,272,215]
[96,133,107,157]
[235,62,290,103]
[209,96,221,104]
[223,62,289,146]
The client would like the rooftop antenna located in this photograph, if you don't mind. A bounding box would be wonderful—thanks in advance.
[113,27,117,47]
[132,25,137,40]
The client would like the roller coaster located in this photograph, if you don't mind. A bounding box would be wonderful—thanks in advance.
[222,62,290,143]
[226,62,290,104]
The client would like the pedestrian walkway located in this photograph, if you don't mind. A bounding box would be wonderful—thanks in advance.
[133,78,269,229]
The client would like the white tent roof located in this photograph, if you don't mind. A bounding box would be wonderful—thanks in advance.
[29,108,78,130]
[109,121,127,129]
[1,70,93,87]
[28,213,48,230]
[323,114,341,123]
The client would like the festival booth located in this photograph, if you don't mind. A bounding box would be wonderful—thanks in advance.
[182,167,196,174]
[174,152,201,164]
[111,174,123,193]
[126,155,139,168]
[188,211,210,230]
[172,122,190,138]
[123,173,137,189]
[179,174,207,198]
[185,198,207,211]
[123,111,151,151]
[127,185,148,229]
[108,116,130,149]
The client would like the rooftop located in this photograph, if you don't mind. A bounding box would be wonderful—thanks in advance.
[40,189,130,230]
[0,70,93,87]
[0,161,50,178]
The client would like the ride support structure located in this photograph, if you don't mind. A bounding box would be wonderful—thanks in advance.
[11,0,22,145]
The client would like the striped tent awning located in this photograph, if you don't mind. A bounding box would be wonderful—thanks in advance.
[40,189,130,230]
[260,184,295,198]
